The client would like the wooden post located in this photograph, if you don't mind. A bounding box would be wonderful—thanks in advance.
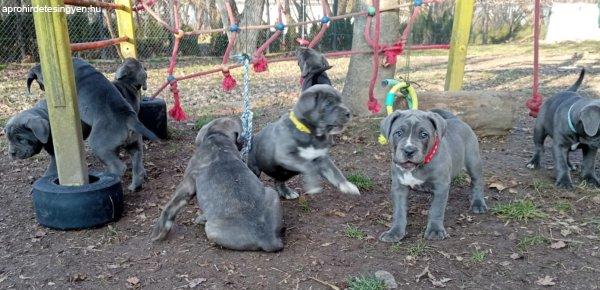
[31,0,88,185]
[444,0,474,91]
[115,0,137,58]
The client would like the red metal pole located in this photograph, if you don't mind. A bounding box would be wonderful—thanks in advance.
[70,36,128,52]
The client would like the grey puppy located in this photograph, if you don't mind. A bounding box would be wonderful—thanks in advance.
[296,47,332,91]
[378,109,487,242]
[151,117,284,252]
[4,99,80,177]
[111,58,150,191]
[247,84,359,199]
[527,69,599,189]
[26,57,157,190]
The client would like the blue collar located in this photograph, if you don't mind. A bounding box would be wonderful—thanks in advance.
[567,103,577,133]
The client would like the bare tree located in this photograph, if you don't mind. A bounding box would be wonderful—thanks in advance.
[342,0,400,116]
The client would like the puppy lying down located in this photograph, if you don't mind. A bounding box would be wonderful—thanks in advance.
[152,118,284,252]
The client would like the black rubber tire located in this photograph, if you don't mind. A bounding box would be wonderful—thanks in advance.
[139,97,168,139]
[32,172,124,230]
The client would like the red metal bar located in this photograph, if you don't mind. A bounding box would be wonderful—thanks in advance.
[142,0,176,33]
[525,0,543,117]
[64,0,127,11]
[70,36,128,52]
[222,1,238,66]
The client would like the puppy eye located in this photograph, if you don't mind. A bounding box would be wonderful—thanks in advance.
[393,130,403,138]
[419,131,429,139]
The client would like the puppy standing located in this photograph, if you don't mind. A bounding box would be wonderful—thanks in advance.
[26,57,157,190]
[527,69,599,189]
[112,58,149,191]
[151,118,284,252]
[379,109,487,242]
[247,84,359,199]
[296,47,333,91]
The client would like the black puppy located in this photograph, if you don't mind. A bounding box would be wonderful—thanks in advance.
[527,69,600,189]
[296,47,332,91]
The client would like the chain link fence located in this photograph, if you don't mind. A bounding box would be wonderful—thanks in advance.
[0,0,359,64]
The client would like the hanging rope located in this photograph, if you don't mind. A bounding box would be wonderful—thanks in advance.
[526,0,542,117]
[232,54,253,159]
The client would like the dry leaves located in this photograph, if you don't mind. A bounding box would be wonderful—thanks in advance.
[535,276,556,286]
[488,182,506,192]
[550,240,567,249]
[187,277,207,288]
[510,253,523,260]
[127,276,140,285]
[415,266,452,288]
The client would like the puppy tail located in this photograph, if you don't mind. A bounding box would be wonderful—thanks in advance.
[127,116,158,140]
[430,108,456,120]
[566,68,585,92]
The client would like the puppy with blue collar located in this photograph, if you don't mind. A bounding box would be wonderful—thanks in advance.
[527,69,599,189]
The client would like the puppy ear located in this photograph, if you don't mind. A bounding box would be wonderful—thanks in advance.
[380,110,403,139]
[232,118,245,149]
[26,117,50,144]
[194,120,213,145]
[580,103,600,136]
[27,65,43,93]
[427,111,447,137]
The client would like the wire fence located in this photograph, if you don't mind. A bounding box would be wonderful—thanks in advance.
[0,0,362,64]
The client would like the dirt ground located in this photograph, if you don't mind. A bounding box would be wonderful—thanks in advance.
[1,43,599,289]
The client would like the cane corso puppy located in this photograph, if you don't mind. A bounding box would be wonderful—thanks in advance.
[112,58,149,190]
[26,57,157,190]
[527,69,599,189]
[247,84,359,199]
[151,117,284,252]
[297,47,332,91]
[378,109,487,242]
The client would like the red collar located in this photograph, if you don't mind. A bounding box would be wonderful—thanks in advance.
[422,136,440,165]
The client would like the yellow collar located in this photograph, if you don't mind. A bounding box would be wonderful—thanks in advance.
[289,111,311,134]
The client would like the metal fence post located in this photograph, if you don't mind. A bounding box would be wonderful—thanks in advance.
[31,0,89,185]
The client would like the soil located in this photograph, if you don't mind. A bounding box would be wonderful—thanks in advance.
[0,43,599,289]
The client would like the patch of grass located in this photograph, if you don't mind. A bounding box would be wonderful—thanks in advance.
[471,250,486,262]
[0,117,8,127]
[553,201,572,213]
[517,235,549,252]
[167,126,185,139]
[347,276,386,290]
[532,178,553,194]
[347,172,374,191]
[195,115,214,130]
[344,224,366,240]
[0,64,5,71]
[492,200,547,221]
[451,173,470,187]
[390,243,403,252]
[408,240,429,257]
[298,196,310,213]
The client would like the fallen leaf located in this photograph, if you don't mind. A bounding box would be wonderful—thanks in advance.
[331,210,346,217]
[127,276,140,285]
[321,242,333,247]
[499,261,511,267]
[187,277,207,288]
[510,253,523,260]
[489,182,506,192]
[560,229,571,237]
[431,277,452,288]
[508,232,518,240]
[34,230,47,238]
[455,256,463,262]
[415,266,434,282]
[535,275,556,286]
[508,188,518,194]
[550,240,567,249]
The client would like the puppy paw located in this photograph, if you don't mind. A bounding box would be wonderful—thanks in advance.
[305,186,323,195]
[128,182,142,192]
[424,224,448,240]
[526,163,536,169]
[150,220,172,241]
[276,184,300,199]
[194,213,207,225]
[339,182,360,195]
[379,229,406,243]
[470,198,488,214]
[555,177,574,190]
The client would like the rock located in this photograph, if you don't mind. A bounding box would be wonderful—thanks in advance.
[375,270,398,289]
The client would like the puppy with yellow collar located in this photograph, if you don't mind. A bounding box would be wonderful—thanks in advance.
[247,84,359,199]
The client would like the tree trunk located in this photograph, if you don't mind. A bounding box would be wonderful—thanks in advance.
[338,0,349,15]
[342,0,400,116]
[284,0,294,24]
[413,91,517,137]
[234,0,265,54]
[215,0,231,28]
